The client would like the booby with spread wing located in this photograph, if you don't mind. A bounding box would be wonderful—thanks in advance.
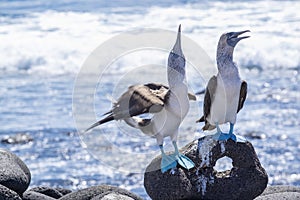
[197,30,249,142]
[86,25,195,172]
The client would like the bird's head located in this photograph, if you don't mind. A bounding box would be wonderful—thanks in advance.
[217,30,250,62]
[218,30,250,49]
[168,25,186,80]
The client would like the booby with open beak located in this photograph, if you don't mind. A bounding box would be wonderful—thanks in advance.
[197,30,250,142]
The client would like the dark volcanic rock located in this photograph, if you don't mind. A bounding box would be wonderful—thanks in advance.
[22,191,56,200]
[25,186,65,199]
[91,191,137,200]
[0,149,31,195]
[0,184,22,200]
[144,136,268,200]
[1,133,33,144]
[59,185,143,200]
[53,187,72,195]
[255,185,300,200]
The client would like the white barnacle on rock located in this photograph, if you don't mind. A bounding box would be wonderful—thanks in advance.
[169,168,176,175]
[198,136,217,167]
[199,174,207,195]
[196,173,215,196]
[220,141,226,154]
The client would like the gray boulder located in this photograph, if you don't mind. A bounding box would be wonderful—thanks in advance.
[54,187,72,196]
[144,136,268,200]
[59,185,143,200]
[91,191,136,200]
[255,185,300,200]
[1,133,33,144]
[22,190,56,200]
[22,186,69,199]
[0,149,31,195]
[0,184,22,200]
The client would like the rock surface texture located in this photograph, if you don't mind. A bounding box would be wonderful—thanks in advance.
[0,148,143,200]
[254,185,300,200]
[0,149,31,195]
[59,185,143,200]
[1,133,33,145]
[144,136,269,200]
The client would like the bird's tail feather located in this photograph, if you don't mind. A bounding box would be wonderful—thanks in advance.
[196,116,216,131]
[202,122,216,131]
[85,114,114,132]
[195,89,205,95]
[196,116,205,123]
[101,110,112,116]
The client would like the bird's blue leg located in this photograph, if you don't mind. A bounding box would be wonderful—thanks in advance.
[213,123,229,141]
[216,125,229,141]
[229,123,247,143]
[216,122,222,134]
[228,123,237,141]
[173,142,195,170]
[213,123,247,142]
[159,145,177,173]
[229,123,234,134]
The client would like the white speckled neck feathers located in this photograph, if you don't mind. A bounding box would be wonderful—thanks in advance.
[167,25,186,87]
[216,38,239,78]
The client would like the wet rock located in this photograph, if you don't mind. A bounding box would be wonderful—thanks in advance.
[1,133,33,144]
[91,191,136,200]
[144,136,268,200]
[22,191,56,200]
[0,149,31,195]
[256,192,300,200]
[59,185,143,200]
[53,187,72,195]
[255,185,300,200]
[0,184,22,200]
[24,186,65,199]
[244,131,267,140]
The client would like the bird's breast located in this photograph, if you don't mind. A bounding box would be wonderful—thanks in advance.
[208,76,241,124]
[151,83,189,137]
[166,84,189,119]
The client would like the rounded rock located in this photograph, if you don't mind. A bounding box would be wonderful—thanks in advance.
[255,185,300,200]
[60,185,143,200]
[26,186,64,199]
[1,133,33,145]
[54,187,72,196]
[0,149,31,195]
[0,184,22,200]
[91,191,135,200]
[144,136,268,200]
[22,191,56,200]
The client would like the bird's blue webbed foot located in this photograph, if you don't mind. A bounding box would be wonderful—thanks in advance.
[173,142,195,170]
[160,146,177,173]
[214,123,247,143]
[175,153,195,170]
[159,142,195,173]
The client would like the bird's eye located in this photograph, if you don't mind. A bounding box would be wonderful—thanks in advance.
[226,32,234,38]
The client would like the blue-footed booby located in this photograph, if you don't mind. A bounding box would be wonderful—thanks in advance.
[86,25,195,173]
[197,30,249,142]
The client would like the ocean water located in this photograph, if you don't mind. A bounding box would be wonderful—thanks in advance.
[0,0,299,199]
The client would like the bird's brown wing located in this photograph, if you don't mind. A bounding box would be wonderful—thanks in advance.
[85,83,168,132]
[112,83,169,120]
[86,81,199,132]
[197,76,217,123]
[237,81,247,113]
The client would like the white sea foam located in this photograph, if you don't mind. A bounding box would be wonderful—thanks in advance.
[0,1,298,75]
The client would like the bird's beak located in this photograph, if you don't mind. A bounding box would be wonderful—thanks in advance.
[177,24,181,43]
[172,24,182,54]
[227,30,250,47]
